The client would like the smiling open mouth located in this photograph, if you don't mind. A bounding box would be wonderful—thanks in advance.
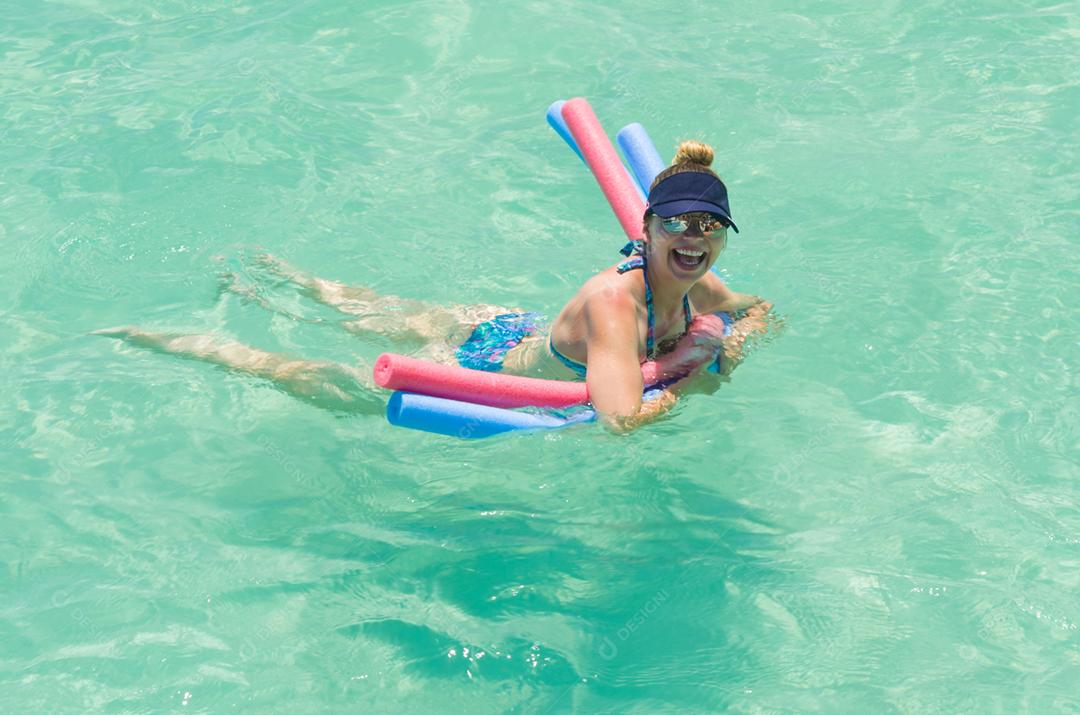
[672,247,705,269]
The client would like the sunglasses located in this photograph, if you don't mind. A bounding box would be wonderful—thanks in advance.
[659,213,729,237]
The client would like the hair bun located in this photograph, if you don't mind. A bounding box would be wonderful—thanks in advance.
[673,140,714,167]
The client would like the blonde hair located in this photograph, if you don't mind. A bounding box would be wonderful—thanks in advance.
[648,140,721,192]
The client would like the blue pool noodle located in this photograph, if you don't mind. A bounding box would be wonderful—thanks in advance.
[546,100,583,161]
[387,391,595,439]
[617,123,666,197]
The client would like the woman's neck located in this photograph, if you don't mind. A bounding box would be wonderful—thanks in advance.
[644,263,692,322]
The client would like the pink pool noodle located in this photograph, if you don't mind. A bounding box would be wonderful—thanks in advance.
[375,353,586,408]
[373,315,729,409]
[560,97,647,242]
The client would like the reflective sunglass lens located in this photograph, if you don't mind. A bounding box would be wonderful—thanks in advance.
[661,215,727,235]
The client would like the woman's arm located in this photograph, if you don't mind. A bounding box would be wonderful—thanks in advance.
[691,271,766,314]
[582,292,677,433]
[580,284,773,433]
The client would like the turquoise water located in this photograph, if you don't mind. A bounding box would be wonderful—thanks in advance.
[2,0,1078,711]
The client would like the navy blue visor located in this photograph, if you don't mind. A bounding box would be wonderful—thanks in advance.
[645,172,739,233]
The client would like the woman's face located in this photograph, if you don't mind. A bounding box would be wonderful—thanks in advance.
[643,214,728,283]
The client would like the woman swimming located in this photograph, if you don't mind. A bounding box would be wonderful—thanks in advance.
[96,140,771,432]
[526,140,770,430]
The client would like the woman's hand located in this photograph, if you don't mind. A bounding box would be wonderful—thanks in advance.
[648,314,729,381]
[720,300,773,367]
[652,301,774,384]
[601,388,678,433]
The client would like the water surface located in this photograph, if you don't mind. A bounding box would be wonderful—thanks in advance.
[2,0,1078,711]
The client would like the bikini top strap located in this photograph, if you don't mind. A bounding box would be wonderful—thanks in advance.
[612,254,653,357]
[615,255,645,274]
[644,265,656,359]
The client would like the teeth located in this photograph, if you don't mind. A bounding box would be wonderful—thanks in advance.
[675,248,704,257]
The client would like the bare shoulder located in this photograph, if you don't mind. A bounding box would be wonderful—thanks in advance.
[550,266,616,333]
[583,277,636,318]
[580,262,642,303]
[552,263,641,348]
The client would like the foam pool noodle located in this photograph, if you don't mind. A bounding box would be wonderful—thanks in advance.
[546,100,583,161]
[374,353,588,409]
[373,351,695,408]
[560,97,647,238]
[387,391,595,439]
[617,122,666,197]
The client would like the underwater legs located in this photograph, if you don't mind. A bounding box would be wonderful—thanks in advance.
[93,326,383,415]
[241,253,516,347]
